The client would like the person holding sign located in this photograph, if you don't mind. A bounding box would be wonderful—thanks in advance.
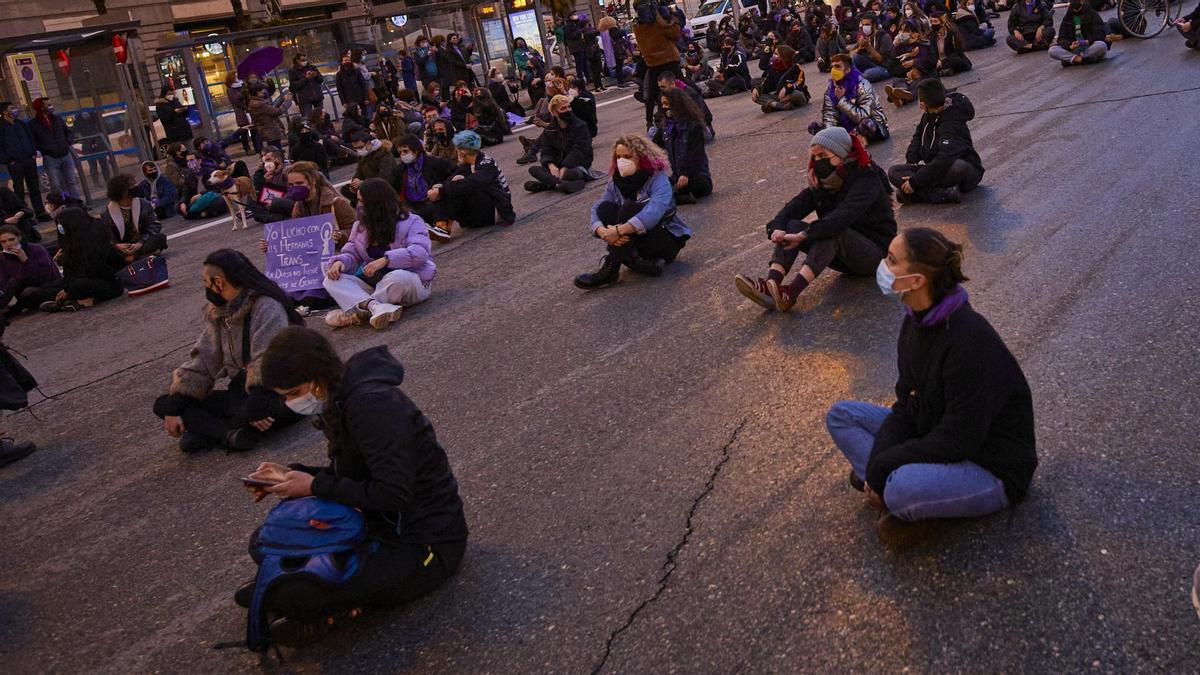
[323,179,434,330]
[287,161,356,243]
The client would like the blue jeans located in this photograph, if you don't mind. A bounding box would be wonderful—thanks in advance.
[851,53,891,83]
[42,153,82,201]
[825,400,1010,522]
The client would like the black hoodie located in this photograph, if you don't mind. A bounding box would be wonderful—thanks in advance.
[1057,3,1107,49]
[303,346,469,545]
[904,92,984,192]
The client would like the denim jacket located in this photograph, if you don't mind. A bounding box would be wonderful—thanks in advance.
[589,171,691,240]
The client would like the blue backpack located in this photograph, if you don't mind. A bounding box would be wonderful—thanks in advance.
[246,497,371,651]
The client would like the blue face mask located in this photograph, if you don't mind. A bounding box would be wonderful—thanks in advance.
[876,260,919,297]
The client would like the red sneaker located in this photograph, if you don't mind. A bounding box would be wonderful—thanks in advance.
[734,274,774,310]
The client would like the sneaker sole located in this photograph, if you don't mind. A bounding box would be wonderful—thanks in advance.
[427,227,452,242]
[766,280,794,312]
[734,276,774,310]
[370,306,403,330]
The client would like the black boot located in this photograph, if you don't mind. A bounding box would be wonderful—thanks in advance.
[626,252,666,277]
[573,254,622,289]
[919,186,962,204]
[674,190,697,205]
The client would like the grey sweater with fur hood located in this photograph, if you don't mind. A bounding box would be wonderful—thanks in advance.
[169,292,290,400]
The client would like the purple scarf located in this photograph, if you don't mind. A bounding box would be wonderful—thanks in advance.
[826,67,863,129]
[600,30,616,70]
[404,155,430,203]
[907,284,969,326]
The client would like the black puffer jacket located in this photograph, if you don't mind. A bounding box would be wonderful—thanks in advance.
[867,293,1038,503]
[904,92,984,192]
[766,161,896,252]
[539,114,593,170]
[303,346,469,545]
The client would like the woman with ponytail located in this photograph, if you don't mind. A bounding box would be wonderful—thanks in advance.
[826,228,1038,547]
[735,126,895,312]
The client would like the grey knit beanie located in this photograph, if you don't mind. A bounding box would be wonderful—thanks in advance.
[811,126,853,159]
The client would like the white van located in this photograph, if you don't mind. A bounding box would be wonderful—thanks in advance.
[688,0,762,40]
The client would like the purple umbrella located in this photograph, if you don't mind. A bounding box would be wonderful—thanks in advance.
[236,46,284,79]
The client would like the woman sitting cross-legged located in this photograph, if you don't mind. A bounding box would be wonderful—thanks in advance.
[734,126,895,312]
[825,228,1037,547]
[33,206,125,313]
[573,135,692,290]
[153,249,305,453]
[323,178,434,330]
[655,88,713,206]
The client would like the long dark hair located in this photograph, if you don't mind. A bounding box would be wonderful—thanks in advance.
[57,207,113,275]
[901,227,969,301]
[202,249,304,325]
[357,178,406,247]
[260,326,345,428]
[661,87,704,127]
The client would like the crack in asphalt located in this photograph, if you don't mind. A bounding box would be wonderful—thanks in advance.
[590,418,748,675]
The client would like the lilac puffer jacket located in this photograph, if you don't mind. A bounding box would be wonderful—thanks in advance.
[333,212,436,285]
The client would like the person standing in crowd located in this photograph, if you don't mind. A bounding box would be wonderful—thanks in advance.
[598,15,630,87]
[0,224,59,317]
[323,179,434,330]
[0,102,47,221]
[337,50,370,112]
[826,228,1037,547]
[439,33,477,89]
[156,85,194,146]
[32,207,124,313]
[888,79,984,205]
[734,127,895,312]
[101,174,167,261]
[287,160,356,242]
[415,36,440,93]
[524,95,594,195]
[656,88,712,205]
[341,130,396,207]
[564,11,591,88]
[1007,0,1056,53]
[425,131,514,241]
[288,53,326,119]
[248,86,293,151]
[633,3,683,130]
[153,249,302,453]
[1051,0,1110,66]
[851,13,895,82]
[704,36,751,98]
[574,134,691,290]
[397,49,418,93]
[390,135,454,232]
[752,44,810,113]
[238,327,468,644]
[29,98,82,201]
[223,74,258,155]
[72,109,112,188]
[135,160,178,220]
[812,53,890,144]
[1175,5,1200,48]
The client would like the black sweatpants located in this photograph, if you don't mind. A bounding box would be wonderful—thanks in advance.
[408,199,452,226]
[446,183,514,228]
[769,226,884,278]
[152,372,300,445]
[257,538,467,619]
[596,200,687,264]
[676,174,713,198]
[704,75,749,97]
[643,62,684,127]
[887,159,983,196]
[27,277,123,305]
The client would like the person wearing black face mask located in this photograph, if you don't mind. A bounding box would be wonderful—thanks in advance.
[1050,0,1109,65]
[152,249,304,454]
[136,160,178,220]
[525,95,596,194]
[734,126,895,312]
[704,37,751,98]
[288,53,326,119]
[888,79,983,205]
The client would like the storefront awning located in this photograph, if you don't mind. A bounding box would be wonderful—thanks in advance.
[154,18,347,52]
[0,20,141,56]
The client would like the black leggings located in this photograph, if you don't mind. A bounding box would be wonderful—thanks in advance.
[887,160,983,195]
[257,538,466,619]
[153,374,300,444]
[770,226,884,278]
[596,200,687,264]
[27,277,123,305]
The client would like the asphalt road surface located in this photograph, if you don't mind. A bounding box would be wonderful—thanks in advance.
[2,17,1199,674]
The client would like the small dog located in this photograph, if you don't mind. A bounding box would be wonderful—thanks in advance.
[211,170,256,231]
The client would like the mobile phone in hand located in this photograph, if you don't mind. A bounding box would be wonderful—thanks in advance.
[241,477,279,489]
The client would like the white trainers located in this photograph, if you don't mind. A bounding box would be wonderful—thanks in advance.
[368,302,403,329]
[325,308,368,328]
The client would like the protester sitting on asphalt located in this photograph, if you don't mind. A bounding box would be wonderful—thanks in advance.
[574,134,692,290]
[194,135,248,185]
[1051,0,1110,66]
[655,71,715,140]
[248,85,293,151]
[164,142,202,213]
[390,135,455,235]
[340,130,396,207]
[931,11,973,75]
[562,77,599,138]
[446,85,475,134]
[1007,0,1056,53]
[816,21,847,73]
[134,161,178,221]
[323,179,434,331]
[425,131,515,241]
[0,224,59,317]
[951,6,997,50]
[237,327,468,645]
[810,53,890,145]
[888,80,984,205]
[752,45,811,114]
[851,13,896,82]
[735,126,895,312]
[288,119,330,177]
[32,206,124,313]
[515,77,565,165]
[152,249,303,453]
[786,18,818,62]
[0,185,39,243]
[29,98,82,201]
[1176,5,1200,48]
[524,95,595,195]
[656,88,712,205]
[883,18,939,107]
[100,174,167,262]
[424,117,458,163]
[469,86,511,146]
[705,36,752,98]
[287,161,356,243]
[825,227,1037,547]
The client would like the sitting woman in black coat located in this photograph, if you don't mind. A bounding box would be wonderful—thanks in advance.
[655,88,712,205]
[31,206,125,313]
[239,327,468,642]
[932,12,973,75]
[390,135,455,235]
[825,227,1037,547]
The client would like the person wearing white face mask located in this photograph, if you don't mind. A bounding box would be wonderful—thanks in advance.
[238,327,468,642]
[389,135,454,237]
[574,134,691,289]
[340,130,395,207]
[824,228,1038,547]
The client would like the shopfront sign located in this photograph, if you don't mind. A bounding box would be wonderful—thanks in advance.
[5,53,46,105]
[508,10,541,55]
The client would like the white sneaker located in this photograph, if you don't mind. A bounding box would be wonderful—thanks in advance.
[427,223,452,242]
[325,308,367,328]
[368,302,403,329]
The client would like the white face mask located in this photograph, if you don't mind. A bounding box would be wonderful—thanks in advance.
[876,260,919,297]
[285,391,325,416]
[904,8,914,16]
[616,157,638,177]
[399,152,416,164]
[862,25,873,35]
[355,147,370,157]
[263,161,277,173]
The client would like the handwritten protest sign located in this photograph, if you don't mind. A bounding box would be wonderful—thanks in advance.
[263,214,337,292]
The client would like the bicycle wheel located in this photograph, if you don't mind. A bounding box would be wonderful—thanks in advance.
[1118,0,1171,38]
